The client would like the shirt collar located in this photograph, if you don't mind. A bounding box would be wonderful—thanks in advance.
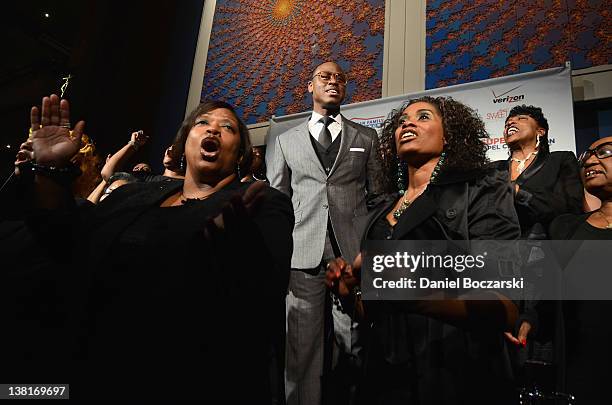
[309,111,341,125]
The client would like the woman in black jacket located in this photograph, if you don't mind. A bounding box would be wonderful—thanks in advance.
[495,105,583,240]
[327,96,520,404]
[494,106,583,386]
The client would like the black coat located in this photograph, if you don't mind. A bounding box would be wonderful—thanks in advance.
[492,151,584,239]
[355,167,520,405]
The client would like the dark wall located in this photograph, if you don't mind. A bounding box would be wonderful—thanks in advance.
[1,0,205,176]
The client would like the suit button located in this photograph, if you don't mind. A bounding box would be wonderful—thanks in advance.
[446,208,457,219]
[323,204,328,209]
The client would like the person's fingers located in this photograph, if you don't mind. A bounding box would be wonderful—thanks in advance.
[40,97,51,127]
[503,332,521,345]
[353,252,362,271]
[59,98,71,128]
[324,266,336,288]
[31,106,40,131]
[212,211,225,230]
[229,195,249,228]
[204,217,222,241]
[71,120,85,146]
[222,197,240,232]
[517,322,531,345]
[325,261,341,291]
[15,149,31,163]
[17,149,34,160]
[332,257,348,271]
[49,94,61,126]
[20,141,33,151]
[242,180,267,209]
[341,264,353,278]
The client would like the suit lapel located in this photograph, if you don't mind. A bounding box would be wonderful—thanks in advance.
[328,117,355,177]
[392,191,438,239]
[294,120,326,177]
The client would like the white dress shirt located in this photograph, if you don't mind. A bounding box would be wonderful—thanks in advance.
[308,112,342,143]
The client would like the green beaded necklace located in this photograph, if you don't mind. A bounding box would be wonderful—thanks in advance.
[393,152,446,221]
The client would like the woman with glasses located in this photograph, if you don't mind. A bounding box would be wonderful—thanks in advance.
[548,137,612,403]
[551,137,612,237]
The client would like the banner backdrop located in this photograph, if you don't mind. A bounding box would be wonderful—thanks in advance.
[268,64,575,161]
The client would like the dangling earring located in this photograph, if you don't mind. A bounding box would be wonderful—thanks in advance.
[535,135,541,149]
[397,159,407,195]
[180,154,186,171]
[236,162,242,180]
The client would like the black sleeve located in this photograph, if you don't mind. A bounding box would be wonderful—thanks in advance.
[364,127,386,210]
[515,153,584,226]
[251,188,295,292]
[468,168,521,240]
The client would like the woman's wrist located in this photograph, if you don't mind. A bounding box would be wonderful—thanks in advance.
[24,162,82,185]
[128,139,140,151]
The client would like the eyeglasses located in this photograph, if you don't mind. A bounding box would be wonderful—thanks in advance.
[312,71,347,85]
[579,142,612,167]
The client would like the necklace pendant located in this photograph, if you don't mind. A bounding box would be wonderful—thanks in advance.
[393,199,411,220]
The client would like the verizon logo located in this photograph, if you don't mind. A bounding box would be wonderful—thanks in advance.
[491,85,525,104]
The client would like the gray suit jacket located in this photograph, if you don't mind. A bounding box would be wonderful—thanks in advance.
[266,116,384,269]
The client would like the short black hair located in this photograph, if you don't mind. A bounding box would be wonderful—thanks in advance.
[311,61,344,79]
[505,105,550,154]
[170,100,252,176]
[107,171,138,185]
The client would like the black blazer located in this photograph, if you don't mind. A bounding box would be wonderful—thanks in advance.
[492,151,584,239]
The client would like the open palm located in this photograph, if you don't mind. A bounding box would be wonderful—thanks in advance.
[30,94,84,167]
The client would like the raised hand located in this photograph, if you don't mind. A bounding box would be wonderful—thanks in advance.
[14,139,34,176]
[15,139,33,165]
[130,130,150,149]
[207,180,269,233]
[30,94,85,167]
[203,181,270,261]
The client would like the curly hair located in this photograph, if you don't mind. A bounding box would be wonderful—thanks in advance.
[71,133,103,199]
[505,104,550,155]
[378,96,489,193]
[169,100,252,177]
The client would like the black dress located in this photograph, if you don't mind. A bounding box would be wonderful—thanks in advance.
[1,178,294,403]
[548,213,612,403]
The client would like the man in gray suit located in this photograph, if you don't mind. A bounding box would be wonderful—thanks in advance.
[266,61,384,405]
